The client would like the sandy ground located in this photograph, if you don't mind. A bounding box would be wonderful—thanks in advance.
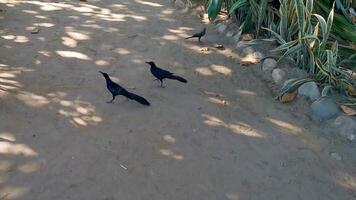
[0,0,355,199]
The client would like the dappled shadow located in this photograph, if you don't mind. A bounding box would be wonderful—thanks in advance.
[0,0,355,199]
[0,132,41,200]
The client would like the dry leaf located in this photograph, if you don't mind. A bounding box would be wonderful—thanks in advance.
[240,34,254,41]
[279,91,297,103]
[200,47,210,52]
[347,85,356,96]
[340,105,356,116]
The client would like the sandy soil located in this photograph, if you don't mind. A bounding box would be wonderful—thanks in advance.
[0,0,355,199]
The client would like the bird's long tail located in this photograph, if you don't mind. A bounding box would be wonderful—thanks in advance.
[124,91,150,106]
[185,36,194,39]
[168,74,188,83]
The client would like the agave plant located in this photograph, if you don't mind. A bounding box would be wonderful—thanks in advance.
[265,0,355,95]
[207,0,279,36]
[315,1,356,42]
[205,0,355,98]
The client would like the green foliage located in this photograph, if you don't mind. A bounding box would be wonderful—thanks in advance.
[266,0,355,93]
[315,1,356,43]
[207,0,223,20]
[207,0,278,36]
[204,0,355,95]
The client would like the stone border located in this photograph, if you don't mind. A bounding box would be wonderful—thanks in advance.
[172,1,356,144]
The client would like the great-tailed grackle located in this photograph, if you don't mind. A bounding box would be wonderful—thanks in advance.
[185,28,206,42]
[99,71,150,106]
[145,61,187,87]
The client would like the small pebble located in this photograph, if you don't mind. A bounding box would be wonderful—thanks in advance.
[347,134,356,142]
[214,44,225,50]
[31,28,40,34]
[330,152,342,161]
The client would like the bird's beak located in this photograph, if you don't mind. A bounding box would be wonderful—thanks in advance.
[99,71,104,74]
[145,62,150,64]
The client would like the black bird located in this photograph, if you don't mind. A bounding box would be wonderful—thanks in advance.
[99,71,150,106]
[145,61,187,87]
[185,28,206,42]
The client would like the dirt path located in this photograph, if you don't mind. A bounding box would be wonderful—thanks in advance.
[0,0,355,199]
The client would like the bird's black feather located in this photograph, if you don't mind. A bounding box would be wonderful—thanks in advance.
[145,62,187,87]
[99,71,150,106]
[185,28,206,42]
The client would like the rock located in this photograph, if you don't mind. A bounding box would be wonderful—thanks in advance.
[330,152,342,161]
[239,48,263,65]
[240,33,254,41]
[334,115,356,140]
[272,68,285,84]
[311,97,339,120]
[217,23,227,33]
[298,81,320,101]
[226,31,235,37]
[236,41,248,49]
[31,28,40,34]
[174,0,186,9]
[262,58,277,72]
[181,6,190,13]
[241,46,255,56]
[254,51,264,61]
[348,134,356,142]
[233,31,242,43]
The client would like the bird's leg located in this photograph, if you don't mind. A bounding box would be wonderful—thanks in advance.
[160,80,165,88]
[198,37,202,42]
[107,94,115,103]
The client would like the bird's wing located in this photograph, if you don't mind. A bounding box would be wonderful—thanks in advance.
[109,82,123,94]
[194,30,204,37]
[158,67,173,76]
[192,32,200,37]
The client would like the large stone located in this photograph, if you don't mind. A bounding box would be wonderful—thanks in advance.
[181,6,190,13]
[262,58,277,72]
[236,41,248,49]
[174,0,186,8]
[226,30,235,38]
[241,46,255,56]
[298,81,320,101]
[217,23,227,33]
[272,68,285,84]
[311,97,339,120]
[254,51,264,60]
[334,115,356,141]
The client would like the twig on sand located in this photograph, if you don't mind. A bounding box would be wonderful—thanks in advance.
[120,164,128,170]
